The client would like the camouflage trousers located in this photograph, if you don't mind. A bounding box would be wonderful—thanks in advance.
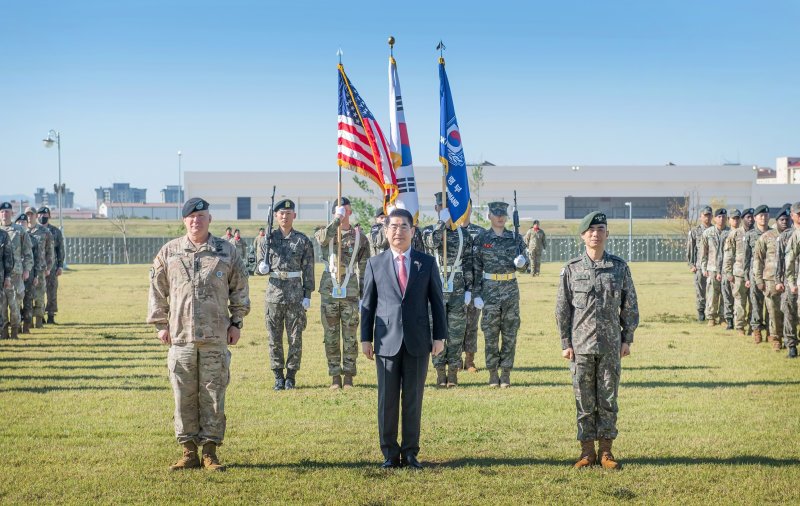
[763,281,784,340]
[2,274,23,327]
[704,274,732,322]
[570,352,621,441]
[167,342,231,446]
[528,249,542,276]
[750,279,768,332]
[21,274,35,321]
[481,295,520,371]
[463,302,480,354]
[433,296,467,368]
[731,276,749,331]
[694,268,707,314]
[266,301,306,372]
[45,271,58,315]
[320,295,359,376]
[781,289,798,348]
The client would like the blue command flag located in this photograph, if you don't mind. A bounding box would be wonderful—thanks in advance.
[438,57,471,229]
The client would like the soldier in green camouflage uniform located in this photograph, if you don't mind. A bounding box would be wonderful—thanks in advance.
[15,214,43,334]
[0,202,33,339]
[24,207,53,329]
[473,201,529,388]
[422,192,474,387]
[780,205,800,359]
[147,198,251,472]
[556,211,639,470]
[700,208,730,326]
[746,205,771,342]
[687,206,712,321]
[256,199,315,390]
[0,229,12,331]
[37,207,64,325]
[776,203,799,357]
[524,220,547,276]
[723,209,750,335]
[462,208,485,373]
[316,197,370,390]
[754,206,790,351]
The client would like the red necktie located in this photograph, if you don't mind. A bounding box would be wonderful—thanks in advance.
[398,254,408,295]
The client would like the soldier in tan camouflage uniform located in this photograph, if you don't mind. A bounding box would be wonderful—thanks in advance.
[687,206,712,321]
[256,199,315,390]
[316,197,370,390]
[462,206,486,373]
[24,207,53,330]
[746,205,771,342]
[556,211,639,470]
[723,209,750,335]
[15,214,44,334]
[780,205,800,359]
[36,207,64,325]
[0,229,12,330]
[524,220,546,276]
[422,192,473,387]
[700,208,730,326]
[753,206,790,351]
[0,202,33,339]
[147,198,250,472]
[473,201,529,388]
[776,203,799,357]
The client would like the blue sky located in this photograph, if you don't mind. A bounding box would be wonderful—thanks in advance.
[2,0,797,206]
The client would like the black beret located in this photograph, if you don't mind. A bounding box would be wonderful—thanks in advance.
[742,208,754,217]
[37,206,51,214]
[0,202,12,211]
[754,205,769,216]
[181,198,210,218]
[274,199,295,211]
[14,213,27,222]
[777,205,791,218]
[579,211,607,235]
[714,208,727,217]
[331,197,351,212]
[374,208,386,218]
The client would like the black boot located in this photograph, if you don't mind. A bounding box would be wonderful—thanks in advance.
[273,369,285,391]
[726,318,734,330]
[697,311,705,322]
[47,314,55,324]
[285,369,297,390]
[789,346,798,359]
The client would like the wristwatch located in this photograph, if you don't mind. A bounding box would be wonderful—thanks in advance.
[230,319,243,329]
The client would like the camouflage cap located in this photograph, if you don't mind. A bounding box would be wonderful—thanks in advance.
[578,211,607,235]
[24,206,38,215]
[754,205,769,216]
[714,208,727,217]
[274,199,295,211]
[374,208,386,218]
[434,192,444,206]
[729,209,741,218]
[488,201,509,216]
[742,208,755,217]
[181,197,210,217]
[791,202,800,214]
[700,206,713,215]
[14,213,27,222]
[0,202,11,211]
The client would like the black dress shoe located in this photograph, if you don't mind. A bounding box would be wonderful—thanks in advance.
[401,454,423,469]
[273,378,285,391]
[284,378,295,390]
[381,458,401,469]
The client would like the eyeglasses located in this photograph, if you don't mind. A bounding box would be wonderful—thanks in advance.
[387,224,411,233]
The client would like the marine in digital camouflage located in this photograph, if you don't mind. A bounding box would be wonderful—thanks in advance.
[463,222,486,357]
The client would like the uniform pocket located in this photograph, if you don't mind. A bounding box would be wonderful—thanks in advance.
[573,282,591,309]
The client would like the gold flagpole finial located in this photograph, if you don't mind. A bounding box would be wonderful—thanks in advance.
[388,36,396,62]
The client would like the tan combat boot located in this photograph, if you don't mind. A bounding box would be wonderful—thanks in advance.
[464,352,478,373]
[574,440,597,469]
[599,438,622,470]
[499,368,511,388]
[770,337,782,351]
[343,373,354,389]
[737,329,746,336]
[488,369,500,388]
[330,375,342,390]
[753,329,763,344]
[446,366,458,388]
[169,442,201,471]
[707,319,716,327]
[436,366,447,388]
[201,443,225,472]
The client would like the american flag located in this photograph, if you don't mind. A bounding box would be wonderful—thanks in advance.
[338,64,397,206]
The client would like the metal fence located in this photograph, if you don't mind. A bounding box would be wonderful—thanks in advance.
[65,235,687,265]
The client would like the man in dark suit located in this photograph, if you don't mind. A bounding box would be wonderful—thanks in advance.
[361,208,447,469]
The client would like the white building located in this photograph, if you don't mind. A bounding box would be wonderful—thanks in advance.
[98,202,181,220]
[183,161,800,221]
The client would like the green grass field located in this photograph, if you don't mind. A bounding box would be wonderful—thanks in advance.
[1,262,798,504]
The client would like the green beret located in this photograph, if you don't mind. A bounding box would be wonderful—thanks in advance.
[754,205,769,216]
[579,211,607,235]
[182,198,209,217]
[488,201,509,216]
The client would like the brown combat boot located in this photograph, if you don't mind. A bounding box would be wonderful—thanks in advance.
[10,325,18,340]
[22,319,31,334]
[330,375,342,390]
[770,337,782,351]
[500,368,511,388]
[446,366,458,388]
[707,319,716,327]
[753,329,763,344]
[488,369,500,388]
[464,352,478,373]
[34,316,44,329]
[574,440,597,469]
[599,438,621,470]
[201,443,225,472]
[343,373,354,389]
[436,366,447,388]
[169,442,201,471]
[737,329,746,336]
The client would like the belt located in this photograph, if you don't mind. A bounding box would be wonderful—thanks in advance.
[443,266,462,273]
[269,271,302,279]
[483,272,516,281]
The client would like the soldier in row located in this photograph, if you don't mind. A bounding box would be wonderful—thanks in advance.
[724,209,752,335]
[15,214,43,335]
[24,207,54,331]
[700,208,732,327]
[0,202,33,339]
[687,206,712,321]
[781,203,800,359]
[775,203,799,357]
[746,205,772,342]
[753,205,791,351]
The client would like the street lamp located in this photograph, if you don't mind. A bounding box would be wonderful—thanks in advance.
[177,150,183,218]
[624,202,632,261]
[42,129,63,232]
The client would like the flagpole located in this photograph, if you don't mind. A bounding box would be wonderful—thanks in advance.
[439,53,448,282]
[337,166,342,287]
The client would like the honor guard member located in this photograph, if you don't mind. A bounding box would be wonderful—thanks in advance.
[0,202,33,339]
[687,206,713,321]
[422,192,474,387]
[746,205,771,342]
[524,220,547,276]
[462,203,486,373]
[369,208,388,256]
[24,207,53,330]
[473,201,529,388]
[147,197,251,472]
[753,205,790,351]
[700,208,730,326]
[556,211,639,470]
[780,204,800,358]
[36,207,64,324]
[776,203,800,356]
[256,199,315,390]
[15,214,43,334]
[316,197,371,390]
[723,209,751,335]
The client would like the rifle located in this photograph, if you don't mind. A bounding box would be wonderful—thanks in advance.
[260,185,277,271]
[513,191,521,255]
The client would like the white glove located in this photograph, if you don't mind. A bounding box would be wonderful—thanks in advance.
[328,254,337,275]
[257,262,270,275]
[474,297,484,310]
[514,255,526,269]
[335,206,346,218]
[464,291,472,305]
[302,298,311,310]
[438,208,451,223]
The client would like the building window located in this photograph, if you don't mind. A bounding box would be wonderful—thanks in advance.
[237,197,251,220]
